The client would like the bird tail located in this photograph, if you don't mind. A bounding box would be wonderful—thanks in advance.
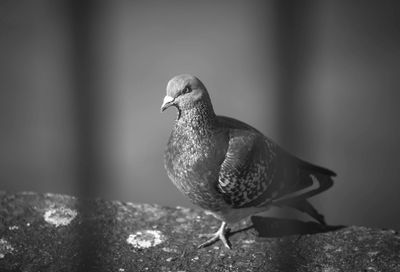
[270,160,335,224]
[272,159,335,206]
[281,199,327,225]
[298,159,337,177]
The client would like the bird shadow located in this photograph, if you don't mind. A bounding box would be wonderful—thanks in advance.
[230,216,345,238]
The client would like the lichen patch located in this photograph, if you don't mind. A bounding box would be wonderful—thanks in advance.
[242,239,255,244]
[162,247,178,253]
[44,207,77,227]
[127,230,166,249]
[0,238,14,259]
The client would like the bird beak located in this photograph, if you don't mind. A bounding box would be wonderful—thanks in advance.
[160,95,175,112]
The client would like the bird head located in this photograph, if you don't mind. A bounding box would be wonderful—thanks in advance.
[161,74,210,112]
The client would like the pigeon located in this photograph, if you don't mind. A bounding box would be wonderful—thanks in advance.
[161,74,335,249]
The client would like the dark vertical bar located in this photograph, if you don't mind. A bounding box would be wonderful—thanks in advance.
[69,0,99,199]
[272,0,318,270]
[67,0,102,270]
[274,0,317,149]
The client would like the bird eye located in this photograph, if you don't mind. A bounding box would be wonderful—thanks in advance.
[182,86,191,94]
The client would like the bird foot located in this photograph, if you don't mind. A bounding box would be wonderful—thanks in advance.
[198,222,232,249]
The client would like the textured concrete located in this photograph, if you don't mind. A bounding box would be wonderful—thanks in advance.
[0,192,399,272]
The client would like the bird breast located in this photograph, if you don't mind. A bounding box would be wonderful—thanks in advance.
[166,133,220,181]
[164,130,228,210]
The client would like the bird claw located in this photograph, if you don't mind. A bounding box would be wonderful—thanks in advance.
[198,223,232,249]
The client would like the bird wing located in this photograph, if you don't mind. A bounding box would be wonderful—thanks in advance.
[216,116,335,209]
[216,116,278,208]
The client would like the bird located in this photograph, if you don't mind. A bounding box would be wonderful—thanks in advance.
[161,74,335,249]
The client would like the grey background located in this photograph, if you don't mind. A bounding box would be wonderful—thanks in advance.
[1,1,400,229]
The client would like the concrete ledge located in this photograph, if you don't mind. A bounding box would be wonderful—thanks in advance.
[0,192,399,271]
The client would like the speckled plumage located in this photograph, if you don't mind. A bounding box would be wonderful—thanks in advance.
[162,74,335,248]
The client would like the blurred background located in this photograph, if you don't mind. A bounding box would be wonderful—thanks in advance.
[0,0,399,230]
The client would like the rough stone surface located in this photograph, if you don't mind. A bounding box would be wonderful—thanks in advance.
[0,191,399,271]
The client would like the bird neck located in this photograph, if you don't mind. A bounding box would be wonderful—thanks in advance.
[175,101,217,137]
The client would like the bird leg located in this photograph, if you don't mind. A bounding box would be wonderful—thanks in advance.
[198,221,232,249]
